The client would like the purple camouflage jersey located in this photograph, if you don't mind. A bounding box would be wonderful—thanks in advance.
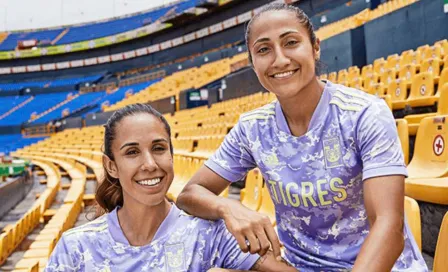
[45,204,259,272]
[205,80,427,271]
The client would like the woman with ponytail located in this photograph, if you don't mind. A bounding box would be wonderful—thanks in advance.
[45,103,296,272]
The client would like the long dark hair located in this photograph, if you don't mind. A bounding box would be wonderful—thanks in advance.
[95,103,173,214]
[245,2,324,75]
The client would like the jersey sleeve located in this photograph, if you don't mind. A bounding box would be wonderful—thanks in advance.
[356,99,408,180]
[205,120,256,182]
[44,235,81,271]
[209,220,260,269]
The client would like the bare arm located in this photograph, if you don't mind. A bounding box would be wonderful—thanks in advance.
[207,251,298,272]
[177,165,282,259]
[352,175,405,271]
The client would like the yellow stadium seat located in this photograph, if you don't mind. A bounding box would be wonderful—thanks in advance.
[328,72,337,82]
[421,58,442,78]
[380,68,397,86]
[435,39,448,58]
[258,184,276,226]
[406,115,448,179]
[396,119,409,165]
[417,44,430,60]
[405,178,448,206]
[348,77,363,90]
[406,72,436,108]
[320,73,328,80]
[387,79,409,110]
[380,94,392,110]
[337,69,348,84]
[434,212,448,272]
[363,73,380,90]
[405,84,448,136]
[373,58,387,75]
[423,44,443,61]
[348,66,360,79]
[367,82,385,96]
[361,64,374,78]
[14,259,39,272]
[241,169,263,211]
[398,64,417,86]
[404,196,421,251]
[400,50,421,68]
[386,54,401,70]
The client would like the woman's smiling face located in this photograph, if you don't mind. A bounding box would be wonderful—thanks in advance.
[104,113,174,208]
[248,10,320,99]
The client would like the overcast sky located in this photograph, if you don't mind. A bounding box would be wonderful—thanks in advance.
[0,0,180,32]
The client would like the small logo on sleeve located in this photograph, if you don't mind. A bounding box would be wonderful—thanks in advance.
[164,243,187,272]
[323,138,343,168]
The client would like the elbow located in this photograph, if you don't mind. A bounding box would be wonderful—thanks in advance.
[176,184,194,209]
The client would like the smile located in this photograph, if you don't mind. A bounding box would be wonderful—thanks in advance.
[136,177,162,187]
[271,69,299,79]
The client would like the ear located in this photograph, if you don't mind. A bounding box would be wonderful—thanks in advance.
[314,38,321,61]
[103,155,119,179]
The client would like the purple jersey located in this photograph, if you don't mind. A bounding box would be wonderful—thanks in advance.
[45,204,259,271]
[205,81,427,271]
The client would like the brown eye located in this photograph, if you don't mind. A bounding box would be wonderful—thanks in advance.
[257,47,269,54]
[286,40,298,46]
[126,149,138,155]
[153,145,167,152]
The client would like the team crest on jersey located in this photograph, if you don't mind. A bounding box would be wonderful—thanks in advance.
[323,138,343,168]
[164,243,186,272]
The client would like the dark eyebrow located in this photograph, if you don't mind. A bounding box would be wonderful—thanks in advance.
[120,139,169,150]
[153,138,169,144]
[252,30,299,47]
[120,142,138,150]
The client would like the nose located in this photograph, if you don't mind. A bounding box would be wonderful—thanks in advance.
[140,152,158,172]
[272,46,291,69]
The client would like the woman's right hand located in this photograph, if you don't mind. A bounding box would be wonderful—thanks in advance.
[219,199,282,261]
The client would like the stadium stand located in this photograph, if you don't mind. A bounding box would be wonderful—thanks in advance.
[0,0,201,50]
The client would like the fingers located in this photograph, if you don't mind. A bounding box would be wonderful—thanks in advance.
[245,232,260,254]
[255,228,271,256]
[233,230,249,253]
[264,221,282,261]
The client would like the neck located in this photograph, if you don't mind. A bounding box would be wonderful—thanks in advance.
[277,77,325,137]
[117,198,171,246]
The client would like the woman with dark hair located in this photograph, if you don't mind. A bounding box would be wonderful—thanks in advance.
[177,3,427,272]
[45,103,296,272]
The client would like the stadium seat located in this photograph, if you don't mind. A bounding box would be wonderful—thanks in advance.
[328,72,337,82]
[373,58,387,75]
[258,184,276,226]
[349,77,363,90]
[367,82,385,96]
[406,72,436,108]
[396,119,409,165]
[398,64,417,86]
[386,79,408,110]
[406,115,448,179]
[435,39,447,58]
[400,50,421,68]
[380,68,397,86]
[404,196,422,251]
[386,54,401,70]
[421,58,442,78]
[434,212,448,272]
[363,73,380,91]
[361,64,374,79]
[241,169,263,211]
[405,84,448,135]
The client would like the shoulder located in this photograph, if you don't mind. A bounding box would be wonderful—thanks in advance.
[327,82,388,121]
[62,213,108,242]
[240,100,276,122]
[177,208,228,235]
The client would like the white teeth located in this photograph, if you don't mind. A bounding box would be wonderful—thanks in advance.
[137,178,161,186]
[273,70,295,78]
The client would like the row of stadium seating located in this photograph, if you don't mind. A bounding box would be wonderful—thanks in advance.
[0,0,199,50]
[0,74,102,92]
[0,80,158,126]
[320,39,448,135]
[316,0,418,40]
